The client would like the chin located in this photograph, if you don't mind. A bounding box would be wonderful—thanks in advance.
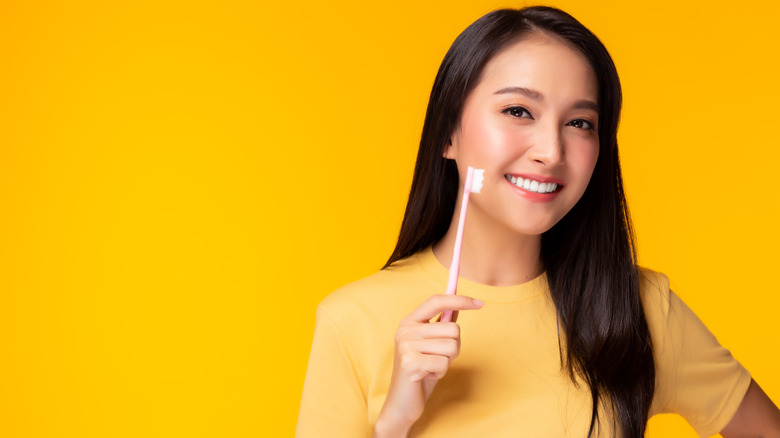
[509,222,557,237]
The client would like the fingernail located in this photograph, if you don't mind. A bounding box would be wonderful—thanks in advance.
[472,299,484,306]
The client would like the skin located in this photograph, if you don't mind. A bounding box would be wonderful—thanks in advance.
[721,379,780,437]
[437,31,600,287]
[373,31,780,437]
[375,33,601,437]
[373,295,484,437]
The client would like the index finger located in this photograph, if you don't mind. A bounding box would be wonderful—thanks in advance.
[404,294,484,323]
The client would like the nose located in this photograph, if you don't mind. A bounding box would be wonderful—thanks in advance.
[527,124,565,166]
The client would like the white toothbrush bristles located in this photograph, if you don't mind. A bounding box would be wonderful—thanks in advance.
[471,168,485,193]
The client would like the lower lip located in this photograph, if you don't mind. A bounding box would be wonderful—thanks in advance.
[505,178,561,202]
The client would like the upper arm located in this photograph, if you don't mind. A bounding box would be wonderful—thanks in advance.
[296,306,370,438]
[649,285,752,436]
[720,379,780,438]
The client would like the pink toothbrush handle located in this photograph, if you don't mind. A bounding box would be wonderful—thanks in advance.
[441,167,474,323]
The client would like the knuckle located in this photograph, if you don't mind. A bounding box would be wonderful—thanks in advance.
[427,294,444,307]
[396,338,415,353]
[444,322,460,337]
[399,354,420,372]
[444,339,459,356]
[436,322,459,338]
[432,355,449,371]
[395,324,415,340]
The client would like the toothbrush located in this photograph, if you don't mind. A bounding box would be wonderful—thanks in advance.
[441,166,484,323]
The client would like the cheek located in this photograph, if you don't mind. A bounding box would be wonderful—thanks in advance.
[568,142,599,181]
[459,114,522,162]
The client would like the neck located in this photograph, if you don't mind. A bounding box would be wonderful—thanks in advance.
[432,205,543,287]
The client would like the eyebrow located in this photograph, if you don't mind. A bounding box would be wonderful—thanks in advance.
[494,86,543,100]
[493,86,599,113]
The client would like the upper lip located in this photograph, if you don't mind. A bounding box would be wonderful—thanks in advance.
[505,173,565,186]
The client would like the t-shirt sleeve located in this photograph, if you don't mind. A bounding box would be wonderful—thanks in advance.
[296,305,371,438]
[648,274,752,437]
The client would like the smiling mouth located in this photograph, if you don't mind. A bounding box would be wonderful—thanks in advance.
[505,175,561,194]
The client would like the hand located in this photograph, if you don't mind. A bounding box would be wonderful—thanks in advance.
[373,294,484,437]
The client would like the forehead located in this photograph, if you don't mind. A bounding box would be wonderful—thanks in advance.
[475,32,598,101]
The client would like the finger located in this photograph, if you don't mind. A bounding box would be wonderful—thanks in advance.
[407,338,459,358]
[409,354,451,382]
[420,321,460,340]
[434,310,460,323]
[396,325,460,358]
[405,295,484,323]
[397,321,459,340]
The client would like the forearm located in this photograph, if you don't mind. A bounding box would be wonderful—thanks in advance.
[721,379,780,438]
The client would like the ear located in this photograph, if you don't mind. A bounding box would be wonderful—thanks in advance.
[443,134,458,160]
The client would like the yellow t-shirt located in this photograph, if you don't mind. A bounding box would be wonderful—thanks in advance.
[296,247,751,437]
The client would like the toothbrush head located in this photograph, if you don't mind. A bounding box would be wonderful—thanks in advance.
[471,168,485,193]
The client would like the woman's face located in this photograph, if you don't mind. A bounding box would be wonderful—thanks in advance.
[446,32,600,237]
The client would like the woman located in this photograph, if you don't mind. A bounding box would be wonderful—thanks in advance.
[297,6,780,437]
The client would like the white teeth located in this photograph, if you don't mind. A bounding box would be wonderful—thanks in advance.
[505,175,559,193]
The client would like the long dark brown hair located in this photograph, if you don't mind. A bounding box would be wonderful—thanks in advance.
[384,6,654,437]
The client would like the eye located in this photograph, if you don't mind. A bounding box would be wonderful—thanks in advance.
[567,118,596,131]
[501,106,533,119]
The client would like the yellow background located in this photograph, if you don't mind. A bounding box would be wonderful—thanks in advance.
[1,0,777,436]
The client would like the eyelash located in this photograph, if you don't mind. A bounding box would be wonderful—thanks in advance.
[501,106,533,119]
[567,119,596,131]
[501,106,597,131]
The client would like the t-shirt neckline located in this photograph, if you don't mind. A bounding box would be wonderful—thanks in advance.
[415,246,547,303]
